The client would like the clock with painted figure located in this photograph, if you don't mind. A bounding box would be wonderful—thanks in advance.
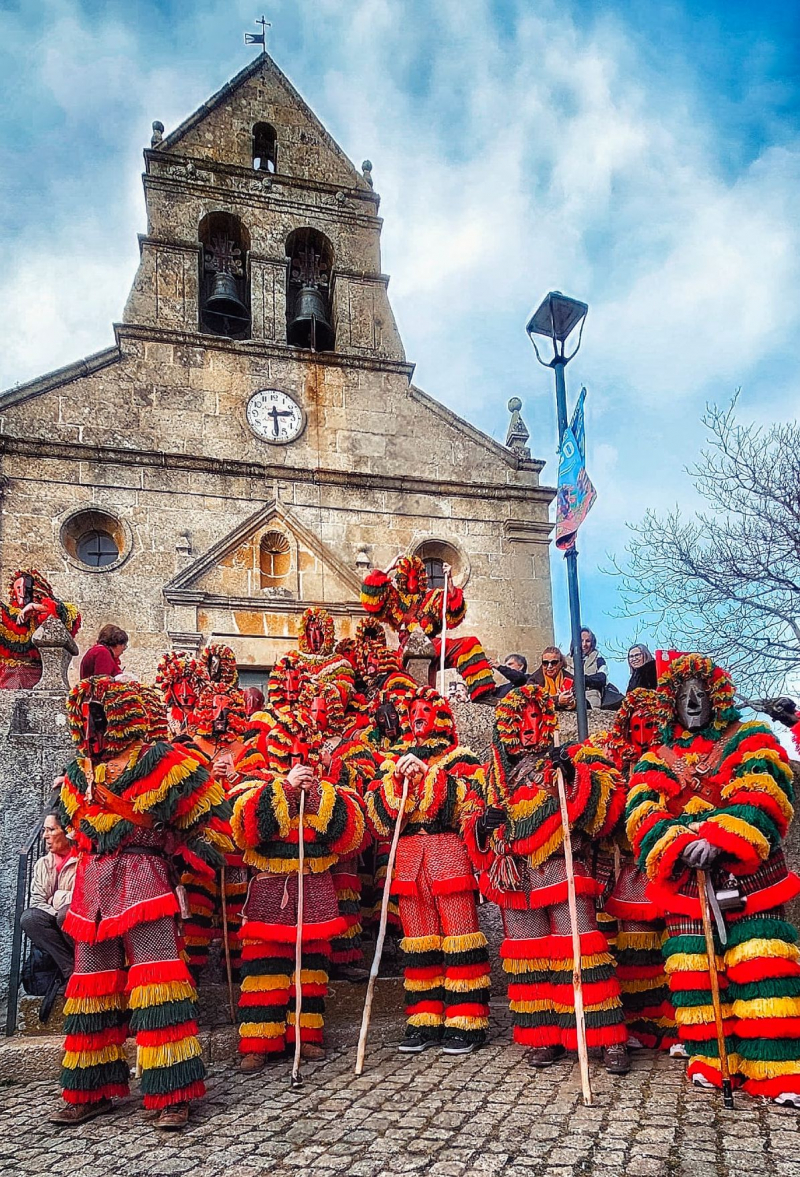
[245,389,306,444]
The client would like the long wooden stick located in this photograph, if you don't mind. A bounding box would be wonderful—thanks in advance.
[697,869,734,1109]
[355,775,409,1075]
[439,570,449,687]
[291,788,306,1088]
[555,766,593,1107]
[219,864,237,1024]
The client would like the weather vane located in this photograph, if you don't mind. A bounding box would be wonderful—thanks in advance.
[244,15,270,51]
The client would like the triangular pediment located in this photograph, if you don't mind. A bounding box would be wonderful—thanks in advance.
[163,501,362,606]
[158,53,367,189]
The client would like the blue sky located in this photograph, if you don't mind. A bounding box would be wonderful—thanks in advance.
[2,0,799,689]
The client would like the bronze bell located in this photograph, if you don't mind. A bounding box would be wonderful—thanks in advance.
[203,272,249,334]
[287,285,334,351]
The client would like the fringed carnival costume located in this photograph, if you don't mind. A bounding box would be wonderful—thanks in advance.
[230,711,366,1071]
[364,685,491,1054]
[597,689,678,1050]
[199,641,239,688]
[0,569,80,689]
[466,683,630,1072]
[53,677,224,1128]
[155,652,208,738]
[302,678,374,977]
[360,555,495,701]
[177,682,251,981]
[626,654,800,1104]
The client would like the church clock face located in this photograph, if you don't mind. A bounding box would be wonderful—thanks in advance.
[245,389,305,445]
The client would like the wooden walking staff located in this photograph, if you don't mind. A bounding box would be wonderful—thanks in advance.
[439,566,449,688]
[555,763,593,1107]
[291,788,307,1089]
[697,869,735,1110]
[219,864,237,1024]
[355,773,410,1075]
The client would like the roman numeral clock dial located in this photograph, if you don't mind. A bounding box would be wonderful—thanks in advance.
[245,389,306,445]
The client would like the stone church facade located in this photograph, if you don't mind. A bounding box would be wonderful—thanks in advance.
[0,53,555,685]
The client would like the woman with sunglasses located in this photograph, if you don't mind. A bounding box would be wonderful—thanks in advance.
[529,647,575,711]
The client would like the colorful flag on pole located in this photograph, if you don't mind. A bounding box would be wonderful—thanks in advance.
[555,390,596,551]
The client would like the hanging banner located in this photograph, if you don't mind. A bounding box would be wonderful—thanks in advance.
[555,391,596,551]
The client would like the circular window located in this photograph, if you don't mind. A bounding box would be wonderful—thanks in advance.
[76,530,119,568]
[60,509,131,573]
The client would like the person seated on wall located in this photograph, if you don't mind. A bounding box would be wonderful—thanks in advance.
[529,647,575,711]
[79,625,131,680]
[0,569,81,689]
[626,644,658,693]
[20,811,77,1019]
[491,654,529,700]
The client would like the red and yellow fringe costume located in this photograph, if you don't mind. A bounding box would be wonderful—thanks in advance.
[0,569,80,689]
[597,690,678,1048]
[361,557,495,701]
[231,754,365,1055]
[57,679,224,1110]
[466,683,627,1051]
[364,687,491,1045]
[626,655,800,1097]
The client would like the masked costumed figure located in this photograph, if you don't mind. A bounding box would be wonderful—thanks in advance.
[300,679,372,980]
[267,652,312,716]
[0,569,81,689]
[365,685,491,1054]
[467,683,629,1072]
[231,711,366,1071]
[52,677,224,1129]
[178,683,251,980]
[361,556,495,702]
[155,652,208,738]
[599,689,677,1050]
[199,642,239,688]
[626,655,800,1104]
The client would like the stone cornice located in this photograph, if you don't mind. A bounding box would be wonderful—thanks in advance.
[163,590,359,613]
[0,346,122,408]
[0,435,556,505]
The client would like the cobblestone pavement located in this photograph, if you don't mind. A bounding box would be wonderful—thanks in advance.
[3,1001,800,1177]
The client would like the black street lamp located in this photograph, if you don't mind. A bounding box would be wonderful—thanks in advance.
[527,291,590,741]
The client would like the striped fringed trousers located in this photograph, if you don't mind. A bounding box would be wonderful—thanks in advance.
[238,937,331,1054]
[398,866,491,1045]
[664,905,800,1097]
[430,636,496,702]
[500,895,627,1050]
[614,920,677,1049]
[61,916,205,1109]
[180,861,249,980]
[330,854,365,967]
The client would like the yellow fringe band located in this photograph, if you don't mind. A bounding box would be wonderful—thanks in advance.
[138,1037,202,1070]
[726,938,800,968]
[732,996,800,1019]
[63,995,125,1016]
[552,996,622,1015]
[62,1044,127,1069]
[735,1056,800,1080]
[241,974,291,993]
[675,1003,733,1026]
[444,973,490,993]
[509,1000,551,1014]
[619,976,666,994]
[404,976,445,992]
[298,970,329,986]
[408,1012,444,1028]
[442,932,487,954]
[127,981,197,1009]
[287,1012,324,1030]
[239,1021,285,1039]
[615,931,664,952]
[444,1015,489,1031]
[665,952,723,974]
[401,935,442,953]
[706,813,770,862]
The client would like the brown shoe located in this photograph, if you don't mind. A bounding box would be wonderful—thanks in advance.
[300,1043,326,1061]
[50,1098,113,1126]
[239,1054,267,1075]
[603,1044,631,1075]
[528,1045,566,1068]
[154,1102,190,1131]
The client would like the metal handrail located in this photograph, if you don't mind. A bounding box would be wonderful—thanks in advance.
[5,812,47,1036]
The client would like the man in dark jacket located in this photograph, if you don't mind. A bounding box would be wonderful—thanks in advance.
[492,654,528,699]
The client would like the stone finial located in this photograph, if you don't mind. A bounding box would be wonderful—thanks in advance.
[506,396,531,459]
[354,549,372,574]
[402,628,437,688]
[31,616,79,692]
[151,120,165,148]
[361,160,374,189]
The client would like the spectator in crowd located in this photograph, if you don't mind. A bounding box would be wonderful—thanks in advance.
[20,812,76,984]
[626,644,658,692]
[448,678,470,704]
[79,624,130,679]
[576,627,608,710]
[491,654,529,699]
[530,646,576,710]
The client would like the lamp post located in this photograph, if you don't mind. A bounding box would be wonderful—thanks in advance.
[526,291,590,741]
